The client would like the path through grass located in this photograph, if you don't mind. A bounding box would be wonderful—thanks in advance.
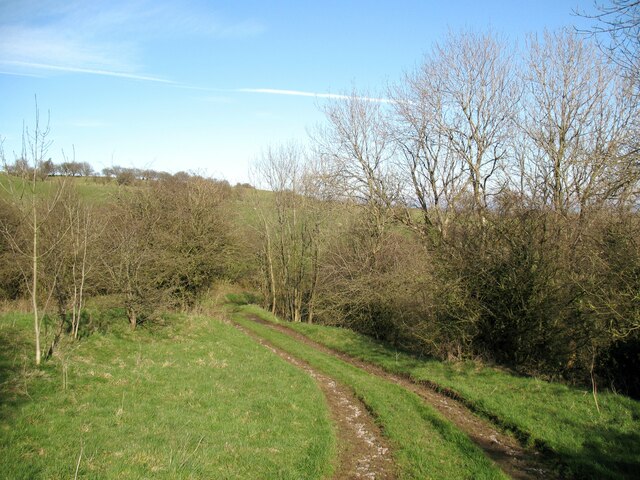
[241,305,640,480]
[233,308,507,480]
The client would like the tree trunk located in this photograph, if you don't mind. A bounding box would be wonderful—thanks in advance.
[73,220,89,339]
[265,230,277,315]
[32,199,41,366]
[126,299,137,330]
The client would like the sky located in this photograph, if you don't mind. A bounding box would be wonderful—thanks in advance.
[0,0,595,184]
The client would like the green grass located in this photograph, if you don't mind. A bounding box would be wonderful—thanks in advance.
[233,306,507,480]
[71,177,121,203]
[0,174,120,204]
[0,310,335,479]
[242,306,640,480]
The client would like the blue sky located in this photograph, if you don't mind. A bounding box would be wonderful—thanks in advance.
[0,0,593,183]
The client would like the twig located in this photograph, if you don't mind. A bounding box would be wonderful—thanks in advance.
[590,352,601,415]
[74,443,84,480]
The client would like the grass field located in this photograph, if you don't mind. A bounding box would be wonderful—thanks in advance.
[0,174,122,204]
[0,310,335,479]
[240,305,640,480]
[232,307,507,480]
[2,291,637,479]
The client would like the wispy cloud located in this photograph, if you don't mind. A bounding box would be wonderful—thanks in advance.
[3,61,176,84]
[0,69,44,78]
[0,0,265,80]
[0,20,135,73]
[237,88,393,104]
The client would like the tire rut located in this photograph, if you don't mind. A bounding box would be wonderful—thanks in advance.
[245,315,557,480]
[233,322,396,480]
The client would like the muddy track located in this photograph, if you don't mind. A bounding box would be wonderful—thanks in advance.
[244,315,557,480]
[233,322,396,480]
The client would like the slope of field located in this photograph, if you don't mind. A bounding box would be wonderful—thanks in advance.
[0,311,335,479]
[240,305,640,480]
[0,175,120,204]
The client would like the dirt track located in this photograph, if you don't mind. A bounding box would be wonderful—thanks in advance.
[234,322,396,480]
[240,314,556,480]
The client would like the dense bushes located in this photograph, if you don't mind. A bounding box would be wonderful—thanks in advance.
[101,176,235,327]
[0,174,237,334]
[0,200,24,300]
[288,204,639,394]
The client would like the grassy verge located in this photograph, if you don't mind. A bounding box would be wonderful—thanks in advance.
[241,305,640,480]
[232,307,507,480]
[0,311,335,479]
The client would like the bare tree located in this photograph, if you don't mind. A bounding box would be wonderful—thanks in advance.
[425,31,520,221]
[48,187,101,340]
[0,102,67,364]
[523,30,639,214]
[252,143,324,323]
[390,58,467,240]
[314,91,397,248]
[246,181,279,316]
[577,1,640,82]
